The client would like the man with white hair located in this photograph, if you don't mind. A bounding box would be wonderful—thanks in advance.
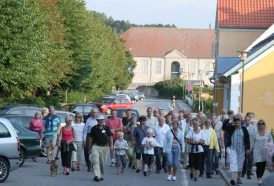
[83,108,98,171]
[154,116,170,173]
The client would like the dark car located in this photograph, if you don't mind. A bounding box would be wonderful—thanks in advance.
[70,103,97,122]
[0,105,41,116]
[11,122,41,167]
[115,108,140,120]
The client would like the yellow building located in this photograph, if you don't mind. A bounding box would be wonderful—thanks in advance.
[225,27,274,129]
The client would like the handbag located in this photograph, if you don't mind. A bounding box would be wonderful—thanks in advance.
[171,129,182,151]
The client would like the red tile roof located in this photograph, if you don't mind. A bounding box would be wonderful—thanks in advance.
[217,0,274,29]
[120,27,215,58]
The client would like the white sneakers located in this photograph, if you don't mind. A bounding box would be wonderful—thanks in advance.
[167,175,176,181]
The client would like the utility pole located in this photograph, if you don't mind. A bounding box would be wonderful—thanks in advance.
[238,51,248,113]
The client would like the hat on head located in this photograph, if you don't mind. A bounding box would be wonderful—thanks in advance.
[96,115,105,120]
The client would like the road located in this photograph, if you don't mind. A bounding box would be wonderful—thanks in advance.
[3,98,226,186]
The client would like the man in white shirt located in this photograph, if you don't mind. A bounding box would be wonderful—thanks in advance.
[83,108,98,172]
[154,116,170,174]
[146,107,158,130]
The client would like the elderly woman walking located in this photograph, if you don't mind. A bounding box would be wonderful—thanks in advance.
[163,120,185,181]
[186,118,205,182]
[252,119,273,185]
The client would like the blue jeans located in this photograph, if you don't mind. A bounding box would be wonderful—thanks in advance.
[167,146,180,168]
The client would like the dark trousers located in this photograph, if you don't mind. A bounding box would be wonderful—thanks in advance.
[84,136,91,169]
[189,153,201,170]
[256,161,266,178]
[212,149,219,171]
[199,145,210,175]
[61,142,73,168]
[155,146,167,171]
[242,153,253,176]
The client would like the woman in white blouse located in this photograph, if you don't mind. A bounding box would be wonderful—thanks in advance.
[252,119,273,185]
[71,113,85,171]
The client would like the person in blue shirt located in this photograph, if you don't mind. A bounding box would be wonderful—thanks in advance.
[43,106,61,164]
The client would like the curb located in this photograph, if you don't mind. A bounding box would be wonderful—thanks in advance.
[219,165,231,186]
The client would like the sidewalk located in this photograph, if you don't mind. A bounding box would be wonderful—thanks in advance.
[219,156,271,185]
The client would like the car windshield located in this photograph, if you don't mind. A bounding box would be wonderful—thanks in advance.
[101,98,114,104]
[0,108,9,115]
[11,122,32,133]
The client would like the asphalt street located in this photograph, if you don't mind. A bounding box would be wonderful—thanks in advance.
[3,98,226,186]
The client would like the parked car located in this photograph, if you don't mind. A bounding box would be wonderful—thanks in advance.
[115,108,140,120]
[96,97,132,114]
[0,118,20,183]
[114,93,131,102]
[2,115,33,129]
[124,92,138,103]
[11,122,41,167]
[70,103,97,122]
[136,92,145,100]
[0,105,41,116]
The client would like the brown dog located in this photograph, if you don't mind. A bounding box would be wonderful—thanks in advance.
[50,160,58,176]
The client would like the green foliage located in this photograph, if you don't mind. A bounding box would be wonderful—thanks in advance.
[154,78,186,99]
[91,11,177,34]
[192,99,214,116]
[193,86,214,95]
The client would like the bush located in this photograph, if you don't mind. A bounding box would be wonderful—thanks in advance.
[154,78,186,99]
[193,99,214,116]
[0,97,45,107]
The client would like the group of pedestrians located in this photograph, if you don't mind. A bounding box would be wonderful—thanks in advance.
[27,105,274,185]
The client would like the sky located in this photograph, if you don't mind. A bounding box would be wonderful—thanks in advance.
[85,0,217,29]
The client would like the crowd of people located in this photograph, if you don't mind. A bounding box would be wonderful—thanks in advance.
[28,105,274,185]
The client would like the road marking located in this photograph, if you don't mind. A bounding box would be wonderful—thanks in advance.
[181,168,189,186]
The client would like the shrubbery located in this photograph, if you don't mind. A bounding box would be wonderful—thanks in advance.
[192,99,214,116]
[154,78,186,99]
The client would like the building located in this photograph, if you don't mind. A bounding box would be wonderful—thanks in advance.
[224,26,274,128]
[120,27,215,88]
[214,0,274,114]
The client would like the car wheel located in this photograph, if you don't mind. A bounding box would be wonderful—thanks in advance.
[41,139,47,157]
[0,157,10,183]
[106,108,112,115]
[18,149,26,167]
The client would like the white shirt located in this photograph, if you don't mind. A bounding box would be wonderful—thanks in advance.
[202,128,211,146]
[83,117,97,139]
[154,124,170,147]
[72,122,85,142]
[186,130,204,153]
[146,115,158,130]
[213,121,222,139]
[180,119,187,136]
[142,137,157,155]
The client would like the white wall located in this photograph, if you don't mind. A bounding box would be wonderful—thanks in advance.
[230,73,241,113]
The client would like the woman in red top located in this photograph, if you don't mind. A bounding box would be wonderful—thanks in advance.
[58,116,75,175]
[30,111,44,162]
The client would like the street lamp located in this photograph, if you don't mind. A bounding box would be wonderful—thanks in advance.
[238,51,248,113]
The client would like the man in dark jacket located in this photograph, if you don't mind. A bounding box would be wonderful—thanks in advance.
[227,115,250,185]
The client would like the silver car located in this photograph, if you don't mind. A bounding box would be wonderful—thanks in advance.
[0,118,20,183]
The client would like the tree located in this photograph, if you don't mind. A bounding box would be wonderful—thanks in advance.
[0,0,71,97]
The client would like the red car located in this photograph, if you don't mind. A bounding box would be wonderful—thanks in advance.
[97,97,132,114]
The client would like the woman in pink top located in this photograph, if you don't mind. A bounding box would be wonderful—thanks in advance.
[58,116,75,175]
[30,111,44,162]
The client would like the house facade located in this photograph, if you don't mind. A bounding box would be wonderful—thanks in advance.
[121,27,215,89]
[214,0,274,114]
[225,31,274,128]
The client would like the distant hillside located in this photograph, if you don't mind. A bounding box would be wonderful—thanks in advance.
[91,11,176,35]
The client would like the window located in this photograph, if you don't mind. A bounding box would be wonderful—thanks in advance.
[83,106,93,113]
[171,62,180,79]
[141,59,148,74]
[9,109,22,115]
[72,106,83,113]
[0,123,11,138]
[156,61,162,74]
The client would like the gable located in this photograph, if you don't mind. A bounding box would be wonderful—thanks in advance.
[164,49,186,58]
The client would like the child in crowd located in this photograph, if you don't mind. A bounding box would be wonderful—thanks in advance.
[114,131,128,174]
[142,128,157,176]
